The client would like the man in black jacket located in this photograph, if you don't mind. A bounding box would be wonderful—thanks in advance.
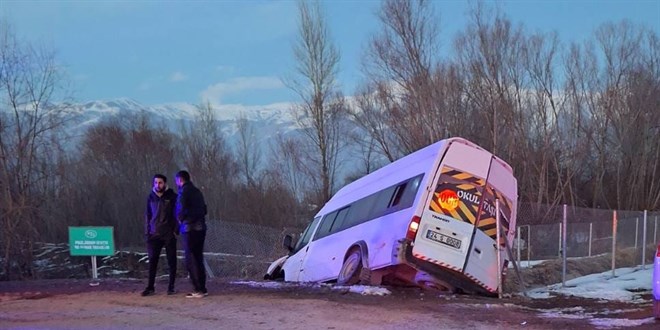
[142,174,178,296]
[174,170,208,298]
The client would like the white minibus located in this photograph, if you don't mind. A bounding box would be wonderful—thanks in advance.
[265,137,518,295]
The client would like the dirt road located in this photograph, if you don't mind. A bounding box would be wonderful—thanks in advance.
[0,278,657,329]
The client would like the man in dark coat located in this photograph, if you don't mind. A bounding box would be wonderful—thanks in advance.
[174,170,208,298]
[141,174,178,296]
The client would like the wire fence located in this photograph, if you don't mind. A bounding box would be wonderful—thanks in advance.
[508,203,660,291]
[22,204,660,293]
[198,204,660,290]
[515,203,659,264]
[201,221,302,279]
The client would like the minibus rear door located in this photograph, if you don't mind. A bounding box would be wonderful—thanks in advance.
[412,141,492,273]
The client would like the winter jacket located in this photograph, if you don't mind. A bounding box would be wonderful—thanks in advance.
[144,188,178,240]
[175,182,208,233]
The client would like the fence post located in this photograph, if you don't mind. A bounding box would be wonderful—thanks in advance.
[527,225,531,267]
[642,210,647,269]
[496,200,502,299]
[612,210,618,277]
[635,218,639,249]
[562,204,567,287]
[558,222,562,257]
[516,226,521,264]
[589,222,593,257]
[655,216,658,246]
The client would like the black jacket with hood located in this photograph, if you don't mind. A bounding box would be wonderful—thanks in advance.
[175,182,207,233]
[145,188,178,240]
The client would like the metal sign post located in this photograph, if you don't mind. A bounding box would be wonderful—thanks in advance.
[90,256,99,286]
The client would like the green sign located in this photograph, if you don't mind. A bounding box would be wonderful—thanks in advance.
[69,226,115,256]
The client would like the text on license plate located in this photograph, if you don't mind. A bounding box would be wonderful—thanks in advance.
[426,230,461,249]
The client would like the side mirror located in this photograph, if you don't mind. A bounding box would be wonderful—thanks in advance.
[283,234,293,252]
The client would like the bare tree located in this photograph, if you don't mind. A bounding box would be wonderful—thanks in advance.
[564,40,610,208]
[452,4,585,210]
[70,113,178,246]
[351,83,398,162]
[287,0,348,205]
[226,132,313,228]
[235,112,262,187]
[356,0,447,158]
[179,102,237,220]
[593,22,660,210]
[0,21,72,278]
[455,4,528,156]
[521,30,571,207]
[268,133,314,205]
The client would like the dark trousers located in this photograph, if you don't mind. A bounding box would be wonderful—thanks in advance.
[146,236,177,290]
[181,230,207,293]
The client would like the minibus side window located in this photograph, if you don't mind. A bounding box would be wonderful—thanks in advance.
[382,174,423,213]
[397,174,423,208]
[328,206,350,235]
[292,216,321,254]
[388,183,408,208]
[371,186,397,216]
[313,211,338,241]
[343,194,376,228]
[311,174,425,239]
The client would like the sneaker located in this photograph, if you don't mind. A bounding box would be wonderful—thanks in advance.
[141,288,155,297]
[167,288,177,295]
[185,291,207,298]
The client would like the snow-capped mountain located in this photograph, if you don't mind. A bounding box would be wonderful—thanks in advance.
[61,98,370,182]
[65,98,300,148]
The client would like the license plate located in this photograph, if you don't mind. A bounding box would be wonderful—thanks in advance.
[426,230,461,249]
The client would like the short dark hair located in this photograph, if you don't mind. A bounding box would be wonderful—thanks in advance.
[153,174,167,182]
[175,170,190,182]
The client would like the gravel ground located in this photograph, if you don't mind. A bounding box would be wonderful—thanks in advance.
[1,277,658,329]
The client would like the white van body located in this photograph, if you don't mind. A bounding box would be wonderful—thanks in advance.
[266,137,518,295]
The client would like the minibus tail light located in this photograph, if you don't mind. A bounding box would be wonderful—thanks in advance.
[656,244,660,257]
[406,216,421,240]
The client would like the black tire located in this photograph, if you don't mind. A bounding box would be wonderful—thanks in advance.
[337,248,363,285]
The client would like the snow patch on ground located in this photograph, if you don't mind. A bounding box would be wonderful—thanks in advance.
[540,310,590,320]
[527,266,652,302]
[524,264,656,327]
[333,285,392,296]
[589,317,657,328]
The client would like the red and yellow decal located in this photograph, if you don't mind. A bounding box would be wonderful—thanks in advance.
[429,166,484,225]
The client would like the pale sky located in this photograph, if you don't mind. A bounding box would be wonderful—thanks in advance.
[2,0,659,107]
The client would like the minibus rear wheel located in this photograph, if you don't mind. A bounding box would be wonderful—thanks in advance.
[337,248,363,285]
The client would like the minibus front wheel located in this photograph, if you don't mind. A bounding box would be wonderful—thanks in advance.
[337,248,363,285]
